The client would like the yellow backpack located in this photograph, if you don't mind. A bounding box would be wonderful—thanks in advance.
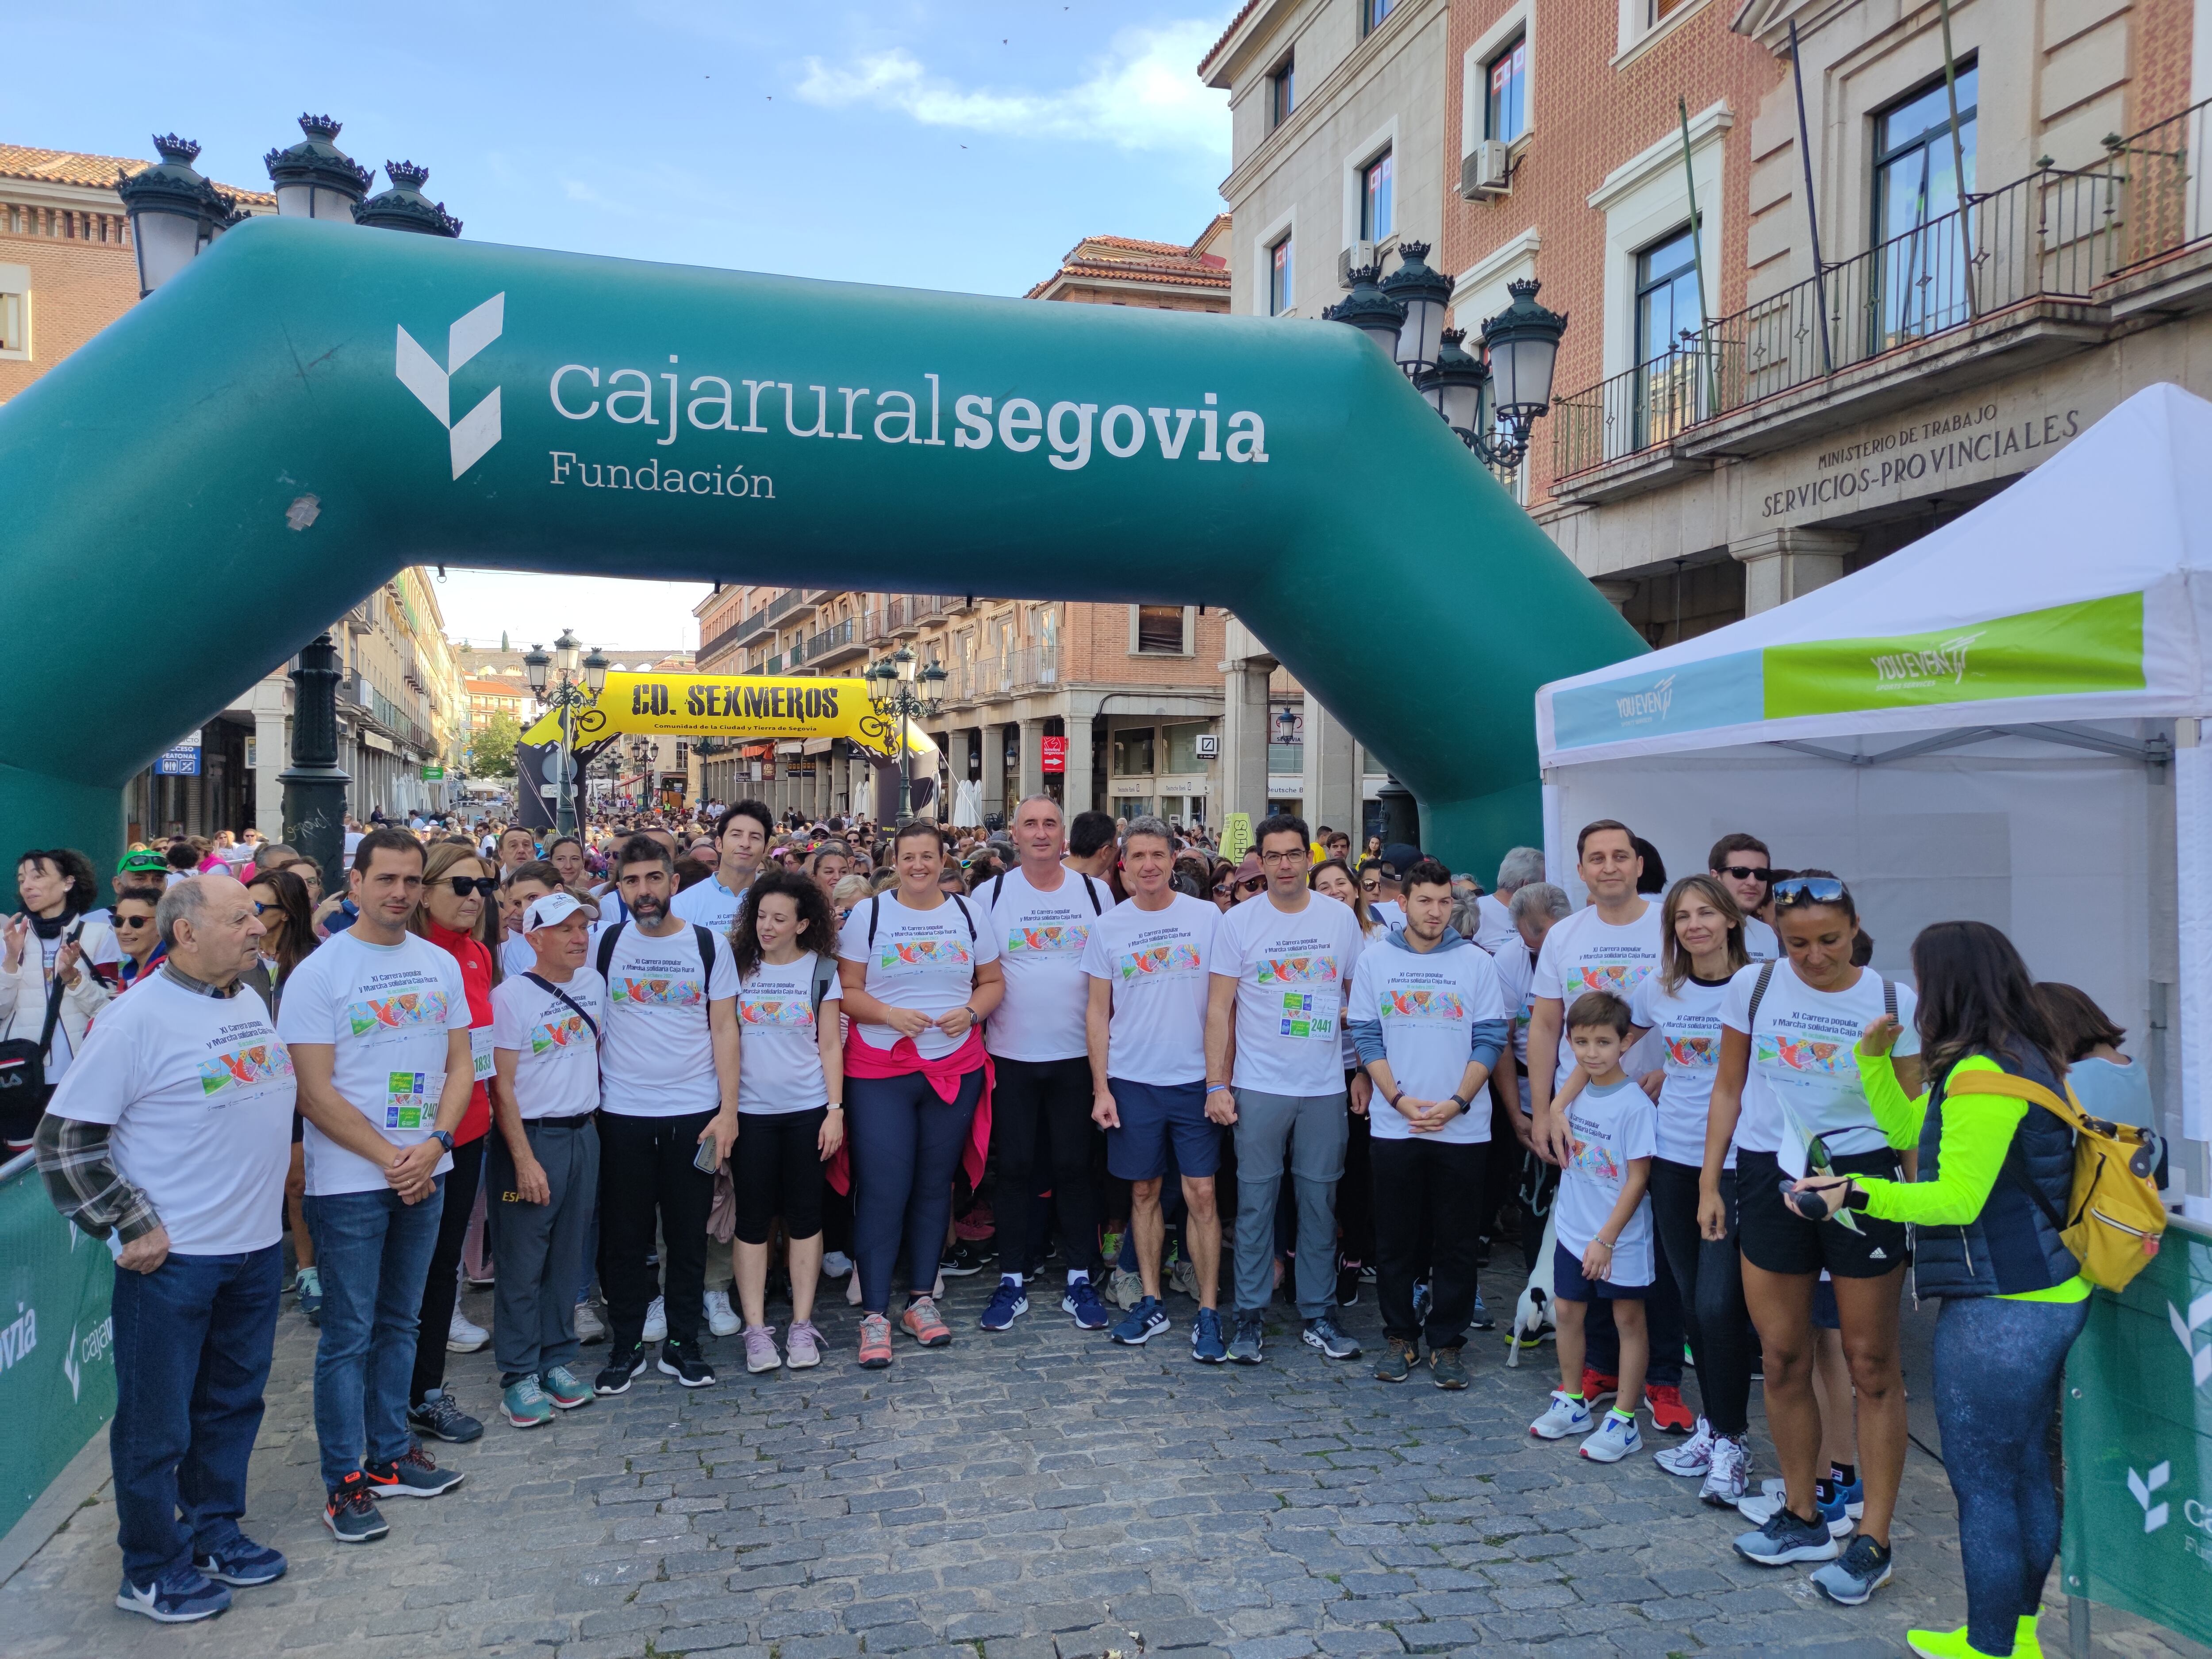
[1947,1069,2167,1292]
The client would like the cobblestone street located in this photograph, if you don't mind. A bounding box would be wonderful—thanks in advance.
[2,1270,2201,1659]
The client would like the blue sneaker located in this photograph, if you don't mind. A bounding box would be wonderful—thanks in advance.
[1810,1534,1894,1605]
[1469,1290,1495,1331]
[117,1564,231,1622]
[979,1278,1029,1331]
[1110,1295,1169,1345]
[296,1265,323,1326]
[193,1534,287,1587]
[1062,1277,1110,1330]
[1834,1475,1866,1521]
[1190,1307,1228,1363]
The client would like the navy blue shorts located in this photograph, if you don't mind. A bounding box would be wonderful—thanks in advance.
[1105,1079,1219,1182]
[1552,1239,1647,1303]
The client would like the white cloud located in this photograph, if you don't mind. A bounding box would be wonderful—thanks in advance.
[795,18,1230,156]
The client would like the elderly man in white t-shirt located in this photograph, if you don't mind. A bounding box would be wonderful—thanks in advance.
[37,875,296,1623]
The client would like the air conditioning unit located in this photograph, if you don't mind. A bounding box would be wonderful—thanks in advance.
[1460,140,1512,200]
[1336,239,1378,287]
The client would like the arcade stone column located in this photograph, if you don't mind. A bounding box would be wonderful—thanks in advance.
[1017,718,1046,806]
[1730,528,1857,614]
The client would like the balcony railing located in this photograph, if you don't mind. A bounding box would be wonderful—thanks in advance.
[1552,101,2212,480]
[944,645,1058,703]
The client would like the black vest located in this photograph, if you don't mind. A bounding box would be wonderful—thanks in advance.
[1911,1046,2078,1299]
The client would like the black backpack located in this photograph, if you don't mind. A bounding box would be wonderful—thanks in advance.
[864,893,977,949]
[596,920,720,991]
[986,869,1104,917]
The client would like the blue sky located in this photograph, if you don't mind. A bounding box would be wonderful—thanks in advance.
[12,1,1237,647]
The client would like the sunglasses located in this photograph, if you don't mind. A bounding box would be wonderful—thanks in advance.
[1236,876,1266,894]
[445,876,499,898]
[114,913,153,929]
[1717,864,1774,883]
[1771,875,1846,907]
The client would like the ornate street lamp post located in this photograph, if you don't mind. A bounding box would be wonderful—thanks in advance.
[526,630,607,836]
[865,646,945,824]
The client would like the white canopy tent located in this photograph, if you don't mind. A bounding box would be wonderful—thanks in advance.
[1532,383,2212,1218]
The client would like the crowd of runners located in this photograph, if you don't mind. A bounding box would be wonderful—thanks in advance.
[12,793,2145,1659]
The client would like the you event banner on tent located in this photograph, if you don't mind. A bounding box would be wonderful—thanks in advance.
[519,672,937,762]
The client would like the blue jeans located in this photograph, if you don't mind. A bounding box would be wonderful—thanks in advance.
[305,1179,445,1490]
[848,1069,982,1315]
[109,1244,282,1583]
[1934,1293,2090,1655]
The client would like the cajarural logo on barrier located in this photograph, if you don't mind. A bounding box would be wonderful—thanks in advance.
[396,293,505,480]
[2173,1292,2212,1387]
[2132,1461,2172,1532]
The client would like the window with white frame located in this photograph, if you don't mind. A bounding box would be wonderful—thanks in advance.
[0,265,28,361]
[1269,234,1294,315]
[1269,57,1295,130]
[1133,605,1188,655]
[1360,150,1394,242]
[1486,35,1528,144]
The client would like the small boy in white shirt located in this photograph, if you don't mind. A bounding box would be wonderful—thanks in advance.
[1529,990,1656,1463]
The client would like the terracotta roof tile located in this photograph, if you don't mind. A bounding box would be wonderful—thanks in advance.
[1026,227,1234,299]
[1198,0,1263,80]
[0,142,276,206]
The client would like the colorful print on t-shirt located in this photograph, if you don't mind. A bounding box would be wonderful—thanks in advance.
[880,937,971,972]
[1566,962,1650,998]
[1006,924,1089,956]
[740,997,817,1028]
[199,1041,295,1097]
[1757,1033,1853,1076]
[1665,1033,1718,1068]
[1258,955,1340,985]
[1381,988,1467,1021]
[528,1014,592,1056]
[1566,1131,1622,1183]
[1115,943,1205,982]
[612,976,704,1008]
[343,990,450,1037]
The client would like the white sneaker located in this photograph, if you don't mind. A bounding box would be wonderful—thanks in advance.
[1106,1266,1145,1310]
[1654,1415,1715,1477]
[1528,1390,1594,1440]
[446,1307,488,1353]
[1736,1491,1783,1525]
[822,1251,854,1279]
[573,1299,606,1344]
[703,1289,741,1337]
[1699,1434,1751,1507]
[1580,1411,1643,1463]
[642,1296,668,1343]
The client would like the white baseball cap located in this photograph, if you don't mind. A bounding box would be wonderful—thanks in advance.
[522,891,587,933]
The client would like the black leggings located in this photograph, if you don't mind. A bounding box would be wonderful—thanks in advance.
[1647,1156,1754,1435]
[409,1135,484,1404]
[732,1108,828,1244]
[849,1069,983,1314]
[991,1056,1099,1277]
[596,1107,715,1349]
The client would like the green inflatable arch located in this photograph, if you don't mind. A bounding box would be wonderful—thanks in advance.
[0,216,1638,876]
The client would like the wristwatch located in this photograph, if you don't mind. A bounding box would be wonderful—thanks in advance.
[431,1129,456,1154]
[1446,1094,1470,1115]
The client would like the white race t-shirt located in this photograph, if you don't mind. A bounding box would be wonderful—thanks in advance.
[1491,940,1536,1068]
[499,931,536,979]
[1349,940,1507,1146]
[277,929,465,1197]
[1369,899,1407,932]
[736,952,840,1113]
[1472,893,1519,954]
[1722,960,1920,1168]
[1555,1076,1658,1286]
[1079,894,1217,1087]
[837,893,1000,1062]
[1744,917,1781,961]
[490,969,606,1120]
[672,871,751,933]
[983,867,1109,1063]
[48,974,294,1255]
[1530,902,1666,1075]
[1628,972,1737,1169]
[1211,892,1367,1098]
[596,921,739,1117]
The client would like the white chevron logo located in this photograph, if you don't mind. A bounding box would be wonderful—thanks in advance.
[2129,1461,2170,1532]
[395,293,504,480]
[62,1321,80,1404]
[2171,1293,2212,1388]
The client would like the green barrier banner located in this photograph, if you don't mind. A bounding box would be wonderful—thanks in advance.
[2062,1218,2212,1644]
[1763,592,2144,718]
[0,1159,115,1540]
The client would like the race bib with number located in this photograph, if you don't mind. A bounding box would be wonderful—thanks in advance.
[386,1069,431,1129]
[1279,991,1335,1040]
[470,1027,495,1083]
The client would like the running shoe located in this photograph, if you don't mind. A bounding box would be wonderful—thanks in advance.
[1833,1473,1867,1520]
[857,1312,894,1369]
[1190,1307,1229,1363]
[296,1265,323,1326]
[1227,1311,1265,1364]
[641,1295,668,1343]
[1063,1278,1112,1330]
[1528,1390,1593,1440]
[657,1340,716,1386]
[1429,1345,1470,1390]
[821,1250,855,1279]
[1905,1617,2043,1659]
[1646,1381,1696,1434]
[116,1565,231,1622]
[323,1471,388,1543]
[447,1306,488,1353]
[979,1279,1029,1331]
[1469,1291,1495,1331]
[1734,1505,1841,1567]
[1109,1296,1169,1345]
[744,1324,781,1374]
[407,1389,484,1444]
[192,1534,286,1587]
[1336,1259,1363,1307]
[594,1341,647,1396]
[1739,1483,1852,1536]
[1581,1411,1642,1462]
[1106,1266,1146,1310]
[573,1298,606,1345]
[1169,1257,1201,1301]
[900,1296,953,1347]
[940,1238,990,1277]
[363,1448,465,1498]
[1655,1416,1715,1477]
[542,1365,593,1409]
[1303,1314,1361,1359]
[703,1289,741,1337]
[1699,1435,1751,1509]
[1374,1336,1417,1383]
[1411,1279,1432,1326]
[1579,1367,1619,1406]
[1810,1534,1894,1605]
[502,1376,555,1429]
[785,1319,823,1369]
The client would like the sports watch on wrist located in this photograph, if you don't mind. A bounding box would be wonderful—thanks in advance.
[431,1129,456,1153]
